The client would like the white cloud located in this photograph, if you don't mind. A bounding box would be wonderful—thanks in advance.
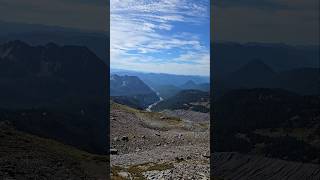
[111,51,210,76]
[111,0,210,76]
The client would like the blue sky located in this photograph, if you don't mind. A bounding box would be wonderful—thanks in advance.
[110,0,210,76]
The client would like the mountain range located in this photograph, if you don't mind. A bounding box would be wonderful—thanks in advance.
[215,59,319,97]
[0,21,108,63]
[0,40,107,154]
[212,42,319,78]
[180,80,210,91]
[111,69,209,89]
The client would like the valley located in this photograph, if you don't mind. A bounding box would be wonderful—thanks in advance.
[109,72,211,179]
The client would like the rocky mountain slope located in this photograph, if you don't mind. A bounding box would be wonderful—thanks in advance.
[0,41,107,154]
[214,88,320,164]
[0,40,107,109]
[213,152,320,180]
[110,102,210,179]
[0,121,108,179]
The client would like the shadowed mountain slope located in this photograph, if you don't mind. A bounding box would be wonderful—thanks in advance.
[0,41,107,154]
[110,74,159,109]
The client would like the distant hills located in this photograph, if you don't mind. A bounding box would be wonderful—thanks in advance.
[180,80,210,91]
[215,58,319,97]
[110,74,159,109]
[153,84,182,99]
[111,69,210,99]
[111,69,209,89]
[212,42,319,78]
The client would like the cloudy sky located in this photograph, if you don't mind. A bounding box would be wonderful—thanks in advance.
[110,0,210,76]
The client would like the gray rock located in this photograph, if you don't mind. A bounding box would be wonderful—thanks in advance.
[110,149,118,155]
[121,136,129,141]
[118,171,131,179]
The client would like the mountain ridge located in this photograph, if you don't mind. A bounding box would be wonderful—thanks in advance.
[110,74,159,109]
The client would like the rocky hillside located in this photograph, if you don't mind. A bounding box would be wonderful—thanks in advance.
[213,152,320,180]
[214,88,320,164]
[110,102,210,179]
[0,121,108,179]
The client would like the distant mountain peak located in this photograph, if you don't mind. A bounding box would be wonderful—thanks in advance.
[45,42,59,49]
[241,58,275,73]
[180,80,197,89]
[185,80,196,85]
[110,74,159,109]
[110,74,155,96]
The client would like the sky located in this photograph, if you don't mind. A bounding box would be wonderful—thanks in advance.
[213,0,319,45]
[110,0,210,76]
[0,0,318,45]
[0,0,107,31]
[0,0,318,58]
